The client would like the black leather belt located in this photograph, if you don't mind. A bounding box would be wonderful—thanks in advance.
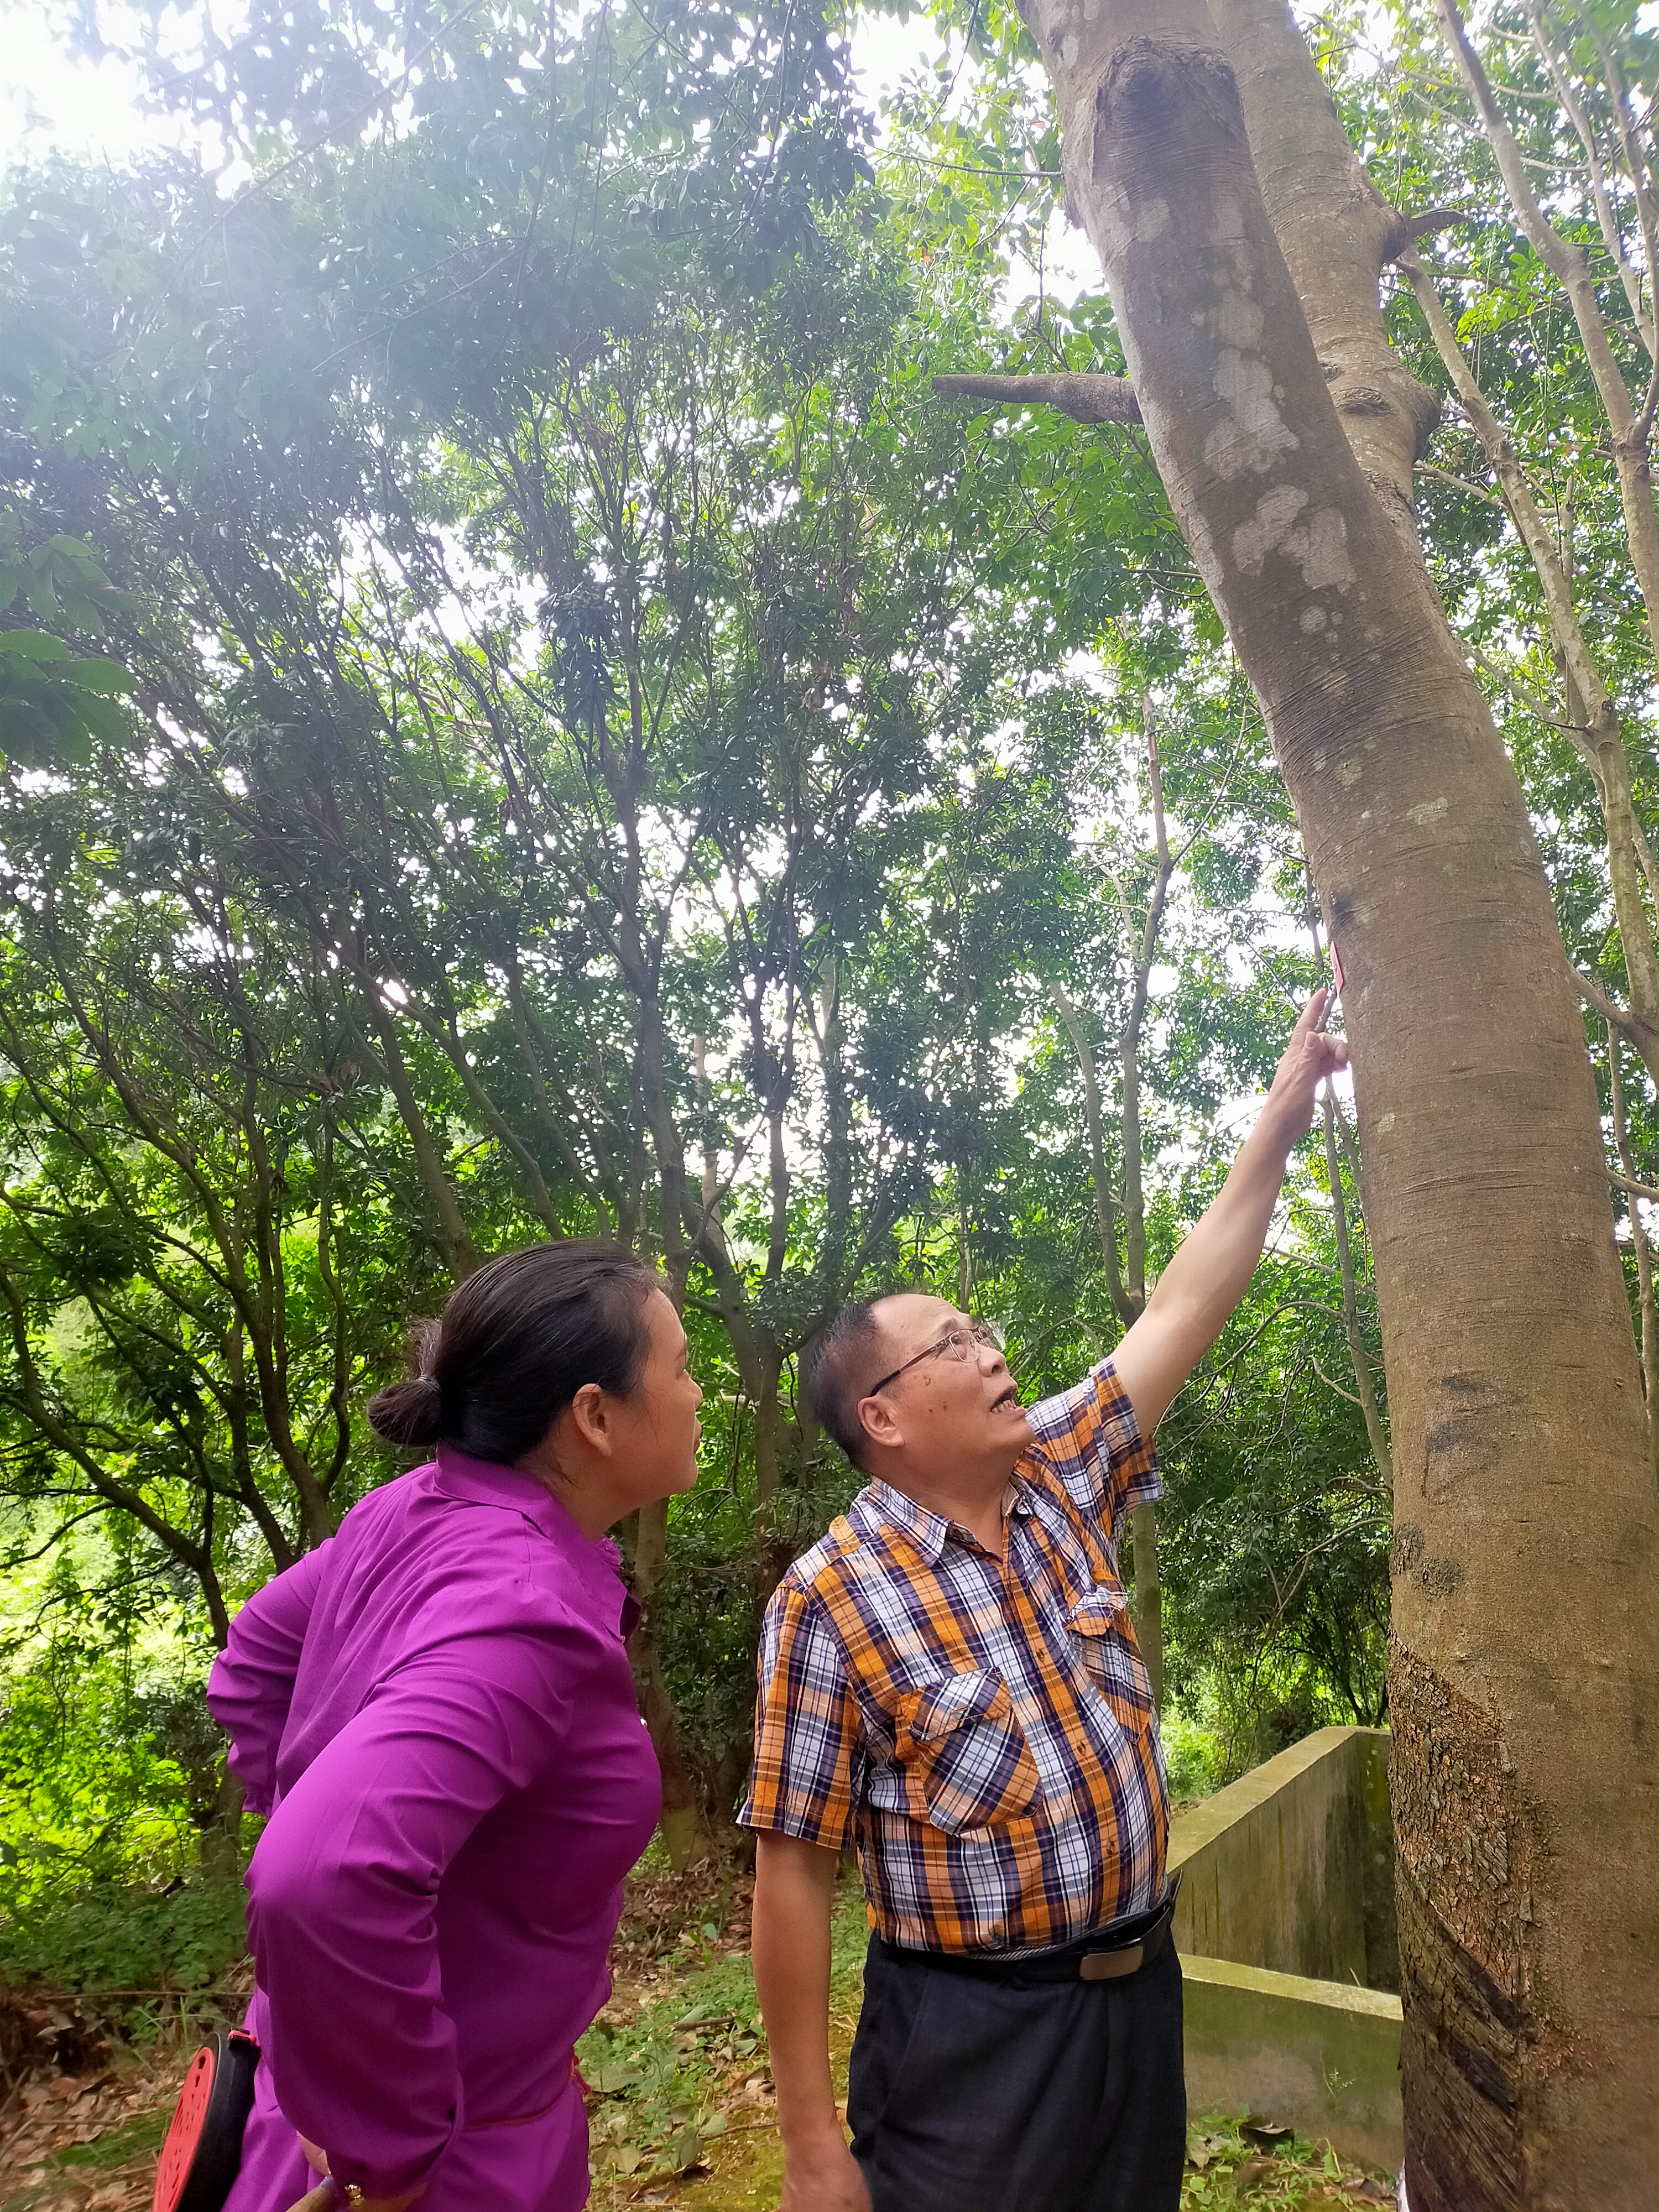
[876,1874,1181,1988]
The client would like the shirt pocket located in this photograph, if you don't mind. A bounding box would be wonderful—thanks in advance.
[888,1669,1044,1833]
[1067,1584,1155,1734]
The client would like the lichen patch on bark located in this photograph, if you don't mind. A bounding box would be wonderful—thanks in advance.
[1232,484,1354,591]
[1206,347,1298,479]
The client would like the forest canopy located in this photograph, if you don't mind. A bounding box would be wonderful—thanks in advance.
[0,0,1653,1909]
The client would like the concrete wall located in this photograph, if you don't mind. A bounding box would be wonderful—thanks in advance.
[1170,1724,1395,1988]
[1168,1724,1401,2171]
[1182,1955,1404,2173]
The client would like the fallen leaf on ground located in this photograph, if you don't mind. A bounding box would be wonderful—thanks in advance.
[1239,2116,1292,2148]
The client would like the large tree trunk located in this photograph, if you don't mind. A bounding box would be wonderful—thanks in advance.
[1208,0,1441,550]
[1017,0,1659,2200]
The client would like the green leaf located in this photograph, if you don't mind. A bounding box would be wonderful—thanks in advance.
[0,630,72,663]
[0,697,58,757]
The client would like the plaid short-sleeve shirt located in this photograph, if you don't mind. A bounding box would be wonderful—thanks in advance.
[738,1359,1168,1955]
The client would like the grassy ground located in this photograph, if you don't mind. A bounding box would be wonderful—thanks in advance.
[577,1864,1395,2212]
[0,1860,1397,2211]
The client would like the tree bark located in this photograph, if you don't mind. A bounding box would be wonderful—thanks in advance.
[1016,2,1659,2200]
[1208,0,1442,552]
[931,371,1141,424]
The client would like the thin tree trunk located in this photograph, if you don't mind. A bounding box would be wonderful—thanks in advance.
[1609,1027,1659,1484]
[1051,980,1136,1327]
[1306,875,1392,1489]
[1016,4,1659,2200]
[628,1496,711,1872]
[1322,1090,1392,1490]
[359,992,480,1279]
[1435,0,1659,692]
[1127,1501,1162,1714]
[1052,701,1176,1709]
[1402,252,1659,1070]
[199,1766,245,1879]
[1050,982,1162,1706]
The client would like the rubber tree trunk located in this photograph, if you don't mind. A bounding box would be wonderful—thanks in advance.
[1015,2,1659,2201]
[1208,0,1441,550]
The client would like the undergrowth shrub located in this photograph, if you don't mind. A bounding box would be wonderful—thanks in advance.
[0,1870,247,1995]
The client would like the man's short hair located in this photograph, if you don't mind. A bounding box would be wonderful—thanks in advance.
[802,1297,895,1472]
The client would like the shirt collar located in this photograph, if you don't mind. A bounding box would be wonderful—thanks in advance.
[432,1442,634,1630]
[860,1472,1034,1563]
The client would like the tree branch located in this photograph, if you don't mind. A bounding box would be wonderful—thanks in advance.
[930,372,1142,426]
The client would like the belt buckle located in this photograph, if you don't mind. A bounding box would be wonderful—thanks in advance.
[1078,1940,1144,1982]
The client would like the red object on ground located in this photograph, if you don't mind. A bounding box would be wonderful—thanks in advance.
[152,2028,260,2212]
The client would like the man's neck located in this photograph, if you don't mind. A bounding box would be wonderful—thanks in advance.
[872,1460,1018,1556]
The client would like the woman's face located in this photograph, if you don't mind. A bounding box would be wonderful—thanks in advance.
[527,1288,703,1533]
[608,1288,703,1510]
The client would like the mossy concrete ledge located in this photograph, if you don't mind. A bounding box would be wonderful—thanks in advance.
[1180,1953,1402,2171]
[1167,1725,1401,2169]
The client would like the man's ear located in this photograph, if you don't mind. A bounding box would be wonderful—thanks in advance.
[857,1394,902,1454]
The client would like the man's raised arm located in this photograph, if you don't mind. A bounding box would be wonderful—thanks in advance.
[1111,991,1349,1441]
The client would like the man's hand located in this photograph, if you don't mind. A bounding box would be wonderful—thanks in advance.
[779,2133,872,2212]
[1113,991,1352,1439]
[1255,989,1350,1150]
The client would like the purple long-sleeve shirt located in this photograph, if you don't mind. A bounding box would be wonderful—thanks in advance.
[208,1445,662,2212]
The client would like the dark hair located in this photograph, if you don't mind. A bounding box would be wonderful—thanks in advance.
[368,1241,662,1464]
[801,1296,896,1473]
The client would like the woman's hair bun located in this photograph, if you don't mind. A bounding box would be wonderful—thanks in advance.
[367,1370,445,1449]
[365,1243,659,1467]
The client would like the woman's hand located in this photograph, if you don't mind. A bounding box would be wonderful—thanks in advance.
[285,2140,423,2212]
[284,2182,423,2212]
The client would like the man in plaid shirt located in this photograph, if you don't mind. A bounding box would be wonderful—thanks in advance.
[740,994,1348,2212]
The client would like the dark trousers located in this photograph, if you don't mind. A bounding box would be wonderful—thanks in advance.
[846,1934,1186,2212]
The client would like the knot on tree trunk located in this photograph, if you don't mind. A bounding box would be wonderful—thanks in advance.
[1094,38,1243,152]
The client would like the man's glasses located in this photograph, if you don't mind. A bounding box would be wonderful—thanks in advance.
[867,1321,1005,1399]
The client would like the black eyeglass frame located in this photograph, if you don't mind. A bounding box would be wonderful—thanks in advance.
[865,1321,1005,1400]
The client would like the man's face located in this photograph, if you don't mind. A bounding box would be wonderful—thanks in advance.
[855,1293,1034,1479]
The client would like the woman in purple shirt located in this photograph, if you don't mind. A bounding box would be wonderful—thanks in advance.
[207,1242,697,2212]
